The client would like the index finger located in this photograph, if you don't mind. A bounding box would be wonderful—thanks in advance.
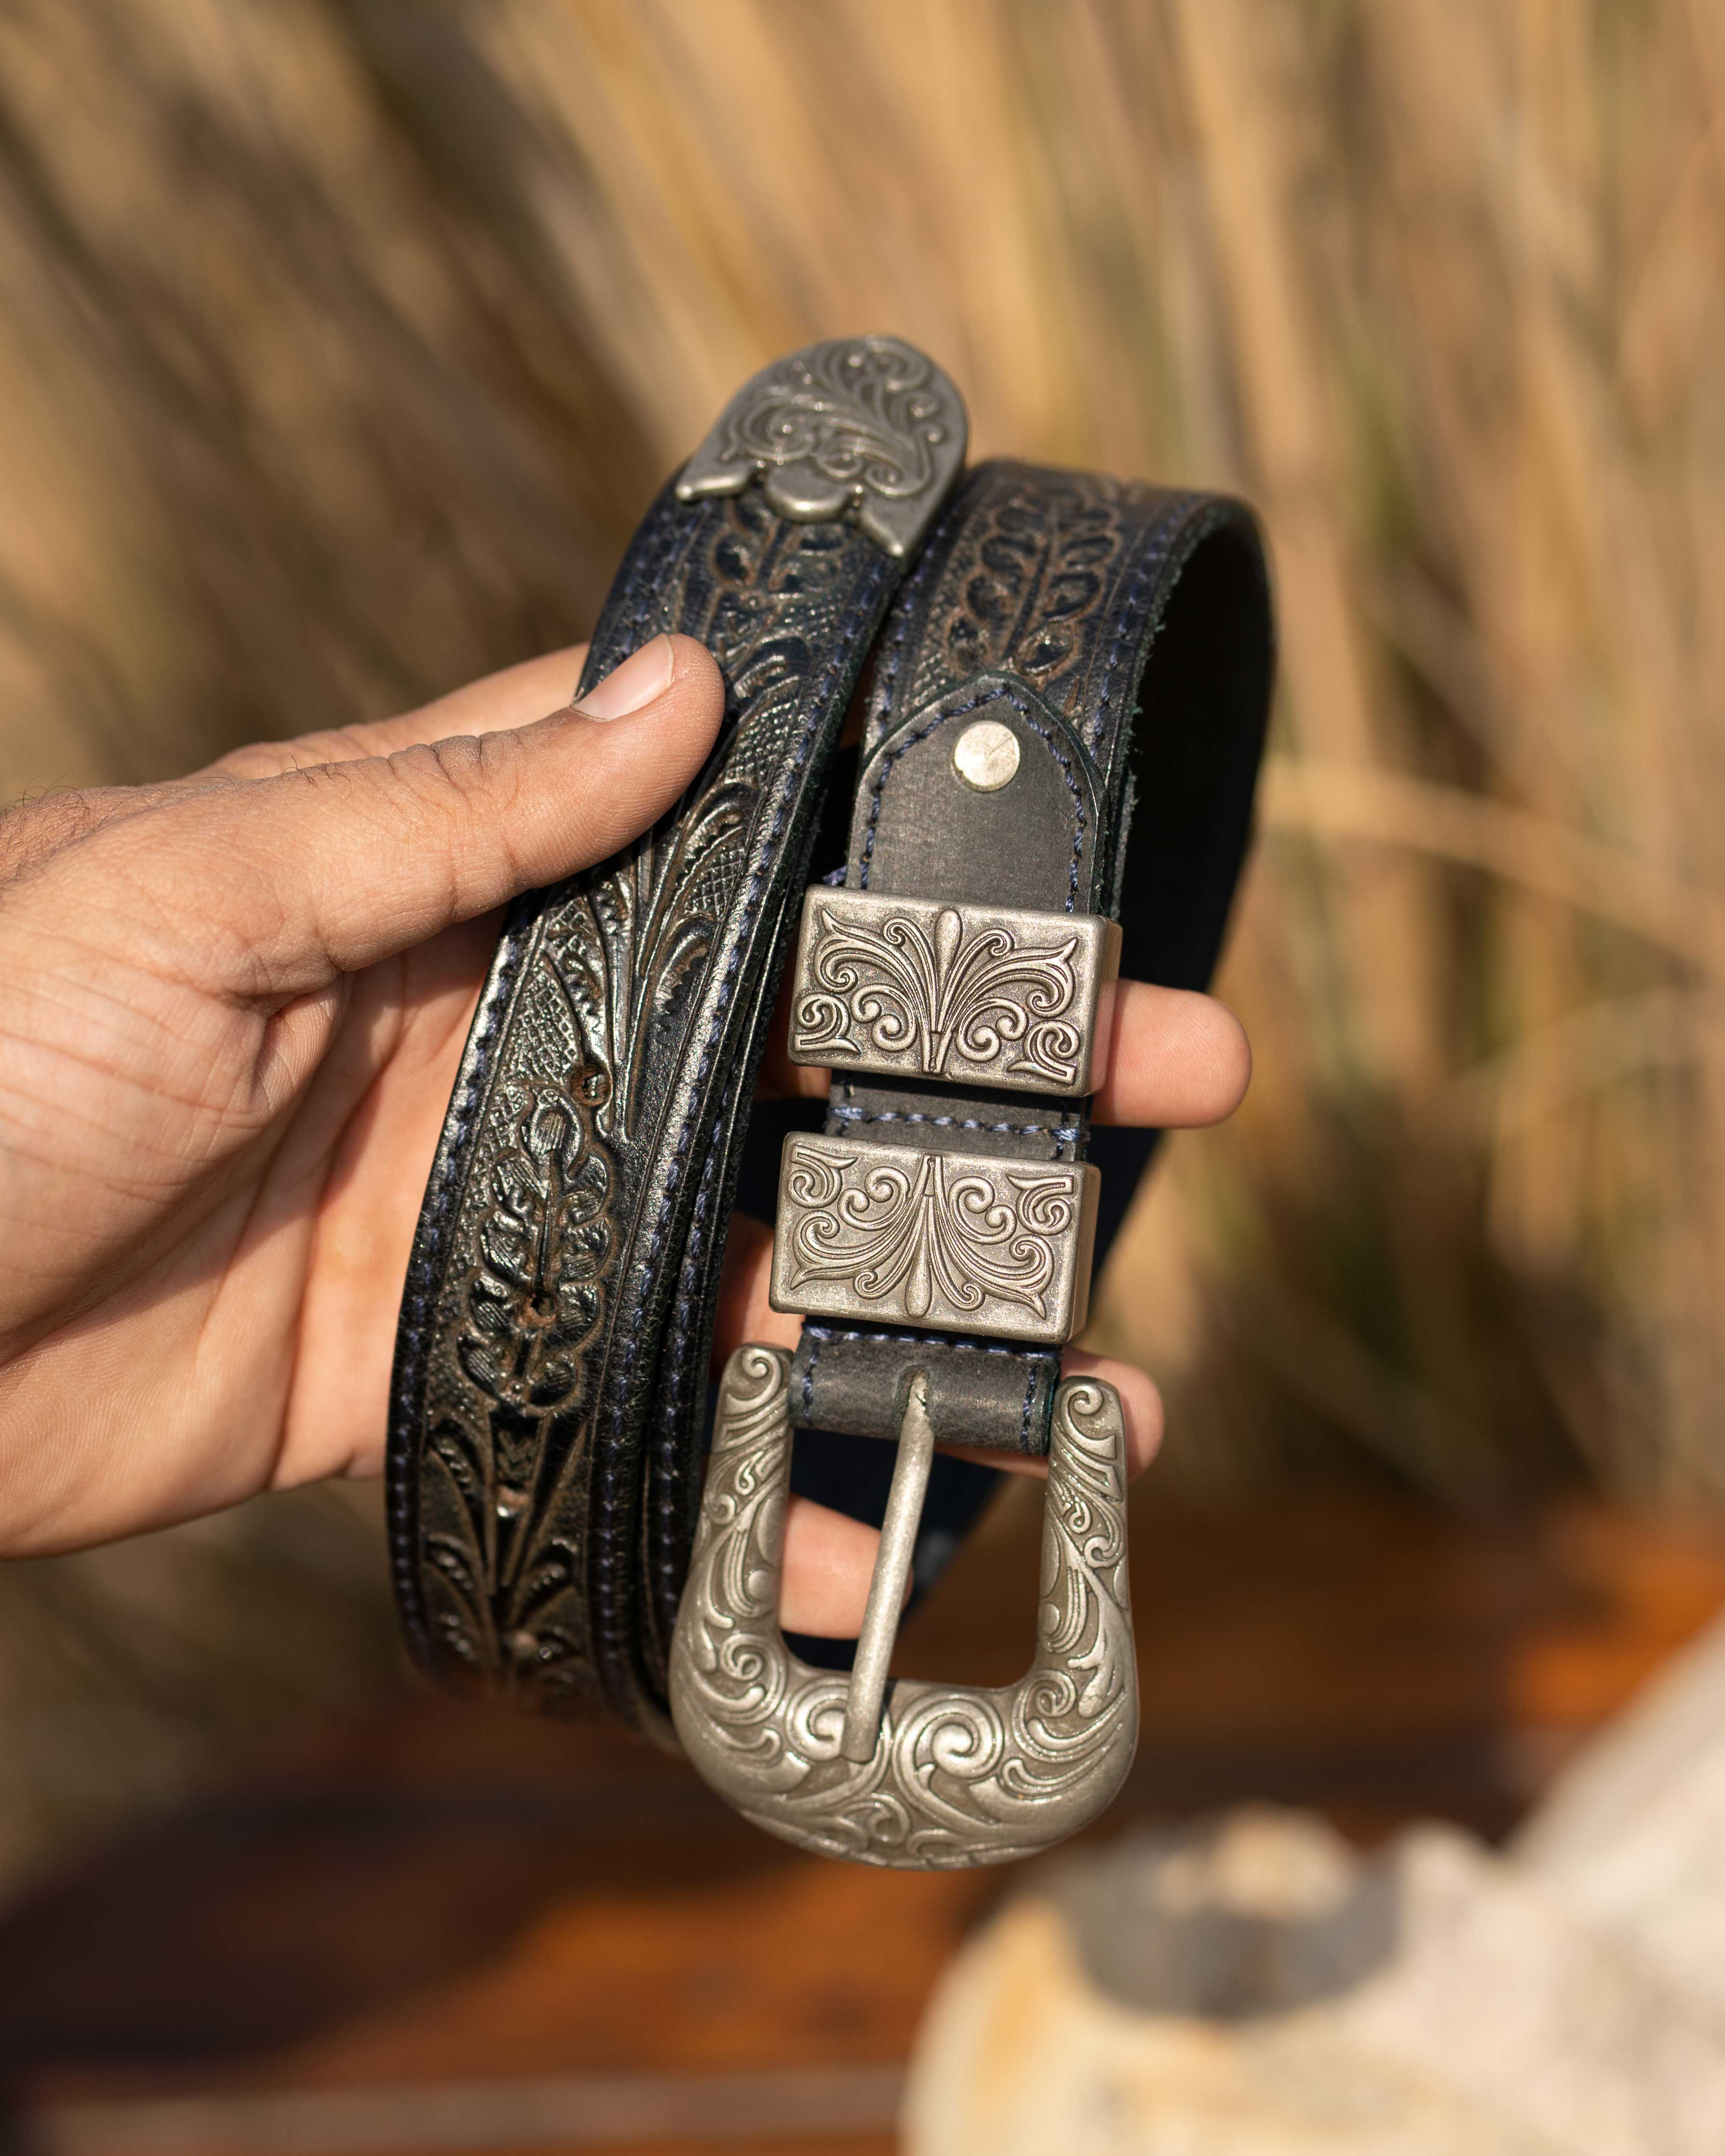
[205,644,593,780]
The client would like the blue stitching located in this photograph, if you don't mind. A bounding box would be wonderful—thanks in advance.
[1090,494,1203,755]
[660,1095,730,1434]
[1019,1357,1040,1447]
[597,549,895,1653]
[800,1323,1051,1366]
[1092,533,1170,754]
[796,1326,1054,1452]
[828,1104,1079,1141]
[385,921,526,1623]
[650,1089,733,1602]
[867,486,957,750]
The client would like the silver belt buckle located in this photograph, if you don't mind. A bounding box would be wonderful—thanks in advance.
[668,889,1136,1868]
[668,1347,1136,1869]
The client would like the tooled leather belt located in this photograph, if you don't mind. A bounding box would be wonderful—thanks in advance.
[387,337,1272,1869]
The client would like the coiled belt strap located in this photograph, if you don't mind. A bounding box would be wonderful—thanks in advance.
[386,339,967,1734]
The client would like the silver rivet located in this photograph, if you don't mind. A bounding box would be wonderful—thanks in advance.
[952,718,1020,792]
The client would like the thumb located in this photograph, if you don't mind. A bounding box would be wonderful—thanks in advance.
[121,635,725,997]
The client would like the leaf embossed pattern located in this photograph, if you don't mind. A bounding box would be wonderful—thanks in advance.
[395,483,898,1714]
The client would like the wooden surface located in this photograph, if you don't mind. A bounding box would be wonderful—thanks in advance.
[4,1482,1724,2156]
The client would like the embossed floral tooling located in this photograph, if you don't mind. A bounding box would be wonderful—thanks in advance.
[401,490,908,1714]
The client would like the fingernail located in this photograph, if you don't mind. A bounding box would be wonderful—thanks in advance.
[574,635,676,721]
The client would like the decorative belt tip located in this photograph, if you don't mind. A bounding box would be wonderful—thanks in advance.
[675,335,967,558]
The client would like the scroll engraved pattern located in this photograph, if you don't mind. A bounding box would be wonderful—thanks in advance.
[778,1137,1083,1332]
[677,337,967,556]
[669,1348,1137,1870]
[421,1074,613,1685]
[792,900,1085,1089]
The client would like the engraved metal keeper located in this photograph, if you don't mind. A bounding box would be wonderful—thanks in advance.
[786,889,1121,1096]
[768,889,1115,1346]
[768,1132,1100,1346]
[668,1346,1138,1870]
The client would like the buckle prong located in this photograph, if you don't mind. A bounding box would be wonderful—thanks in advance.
[840,1372,934,1762]
[670,1346,1138,1869]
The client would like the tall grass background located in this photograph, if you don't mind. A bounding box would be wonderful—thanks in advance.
[0,0,1721,1889]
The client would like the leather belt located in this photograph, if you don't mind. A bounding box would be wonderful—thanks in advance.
[671,459,1271,1867]
[387,337,968,1736]
[387,339,1273,1870]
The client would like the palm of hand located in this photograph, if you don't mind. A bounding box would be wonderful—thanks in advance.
[0,794,495,1547]
[0,640,1249,1642]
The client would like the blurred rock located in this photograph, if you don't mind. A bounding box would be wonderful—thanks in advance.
[906,1615,1725,2154]
[1518,1611,1725,2028]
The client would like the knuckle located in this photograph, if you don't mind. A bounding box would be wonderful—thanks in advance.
[398,729,516,798]
[212,726,381,781]
[0,789,112,885]
[393,731,529,870]
[285,754,361,798]
[209,742,290,780]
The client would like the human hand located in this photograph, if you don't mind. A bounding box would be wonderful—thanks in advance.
[0,641,1249,1638]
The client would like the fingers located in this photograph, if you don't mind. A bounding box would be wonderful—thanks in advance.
[114,636,725,996]
[767,977,1251,1131]
[205,645,594,779]
[711,1210,799,1360]
[779,1497,897,1636]
[0,647,606,887]
[985,1349,1163,1480]
[1092,981,1251,1127]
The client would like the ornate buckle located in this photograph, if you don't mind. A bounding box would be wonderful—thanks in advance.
[668,1346,1137,1869]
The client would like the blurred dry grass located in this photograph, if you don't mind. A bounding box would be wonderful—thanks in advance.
[0,0,1722,1888]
